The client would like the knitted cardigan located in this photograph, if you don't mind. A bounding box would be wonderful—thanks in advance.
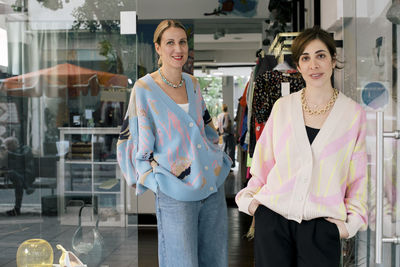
[236,90,368,238]
[117,73,231,201]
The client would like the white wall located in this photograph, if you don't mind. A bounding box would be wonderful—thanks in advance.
[321,0,391,30]
[321,0,343,30]
[0,15,7,69]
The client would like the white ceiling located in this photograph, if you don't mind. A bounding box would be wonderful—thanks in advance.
[192,19,263,75]
[138,0,268,71]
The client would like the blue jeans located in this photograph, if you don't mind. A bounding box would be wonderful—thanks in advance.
[155,187,228,267]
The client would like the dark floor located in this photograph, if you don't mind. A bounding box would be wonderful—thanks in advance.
[138,208,254,267]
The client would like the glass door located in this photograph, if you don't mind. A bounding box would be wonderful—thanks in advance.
[342,0,400,266]
[0,0,138,266]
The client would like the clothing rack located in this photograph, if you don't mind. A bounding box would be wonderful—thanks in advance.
[234,45,305,185]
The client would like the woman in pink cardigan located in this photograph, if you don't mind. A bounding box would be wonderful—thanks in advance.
[236,26,367,267]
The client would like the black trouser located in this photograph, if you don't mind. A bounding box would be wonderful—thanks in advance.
[254,205,341,267]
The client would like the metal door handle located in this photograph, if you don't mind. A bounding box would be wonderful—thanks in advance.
[376,111,384,264]
[375,111,400,264]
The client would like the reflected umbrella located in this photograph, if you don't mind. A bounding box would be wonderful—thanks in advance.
[0,63,128,98]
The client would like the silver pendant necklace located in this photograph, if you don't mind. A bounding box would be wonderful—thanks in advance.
[158,68,184,88]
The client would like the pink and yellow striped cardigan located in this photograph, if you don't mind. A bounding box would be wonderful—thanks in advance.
[236,90,368,238]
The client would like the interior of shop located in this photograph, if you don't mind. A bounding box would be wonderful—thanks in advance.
[0,0,399,266]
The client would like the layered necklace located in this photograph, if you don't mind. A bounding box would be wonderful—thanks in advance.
[158,68,184,88]
[301,88,339,115]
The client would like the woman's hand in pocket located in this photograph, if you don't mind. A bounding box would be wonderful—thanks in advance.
[248,199,261,216]
[326,217,349,239]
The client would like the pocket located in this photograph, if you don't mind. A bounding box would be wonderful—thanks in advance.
[324,219,340,241]
[254,204,262,217]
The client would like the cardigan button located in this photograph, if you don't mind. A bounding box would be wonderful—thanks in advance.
[197,144,202,149]
[204,166,209,170]
[210,186,214,191]
[189,122,194,127]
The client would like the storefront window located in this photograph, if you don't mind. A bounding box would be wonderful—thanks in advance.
[0,0,137,266]
[341,0,400,266]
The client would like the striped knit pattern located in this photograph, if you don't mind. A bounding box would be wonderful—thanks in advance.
[236,90,368,238]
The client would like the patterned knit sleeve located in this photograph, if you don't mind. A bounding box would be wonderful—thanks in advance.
[117,87,139,188]
[344,107,368,238]
[117,85,156,195]
[235,99,279,215]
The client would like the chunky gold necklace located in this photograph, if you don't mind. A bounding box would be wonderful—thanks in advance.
[301,88,339,115]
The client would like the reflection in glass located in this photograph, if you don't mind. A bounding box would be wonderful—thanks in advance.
[0,0,137,265]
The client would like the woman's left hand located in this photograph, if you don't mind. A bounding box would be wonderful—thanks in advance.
[325,217,349,239]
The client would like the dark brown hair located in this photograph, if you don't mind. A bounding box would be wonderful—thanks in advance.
[153,20,188,67]
[291,26,341,69]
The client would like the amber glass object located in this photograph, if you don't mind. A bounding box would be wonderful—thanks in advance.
[16,239,53,267]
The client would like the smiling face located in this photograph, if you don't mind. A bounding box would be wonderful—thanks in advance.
[297,39,336,89]
[155,27,188,70]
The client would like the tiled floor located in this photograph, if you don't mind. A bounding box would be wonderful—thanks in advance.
[0,213,138,267]
[0,165,254,267]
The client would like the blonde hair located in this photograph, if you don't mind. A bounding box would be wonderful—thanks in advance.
[153,19,187,67]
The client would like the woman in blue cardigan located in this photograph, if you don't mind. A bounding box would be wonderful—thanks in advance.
[117,20,232,267]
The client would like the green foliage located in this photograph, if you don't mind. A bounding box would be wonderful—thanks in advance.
[197,77,223,118]
[71,0,132,33]
[68,0,134,74]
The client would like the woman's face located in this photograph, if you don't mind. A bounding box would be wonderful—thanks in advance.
[297,39,336,89]
[155,27,188,70]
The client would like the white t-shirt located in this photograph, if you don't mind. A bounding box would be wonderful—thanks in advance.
[177,103,189,113]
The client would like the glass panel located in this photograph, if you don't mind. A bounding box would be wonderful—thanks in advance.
[93,164,120,192]
[0,0,137,266]
[93,134,118,162]
[66,134,92,161]
[342,0,399,266]
[64,163,92,192]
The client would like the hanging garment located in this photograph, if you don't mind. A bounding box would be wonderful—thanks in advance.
[252,70,305,124]
[248,70,305,156]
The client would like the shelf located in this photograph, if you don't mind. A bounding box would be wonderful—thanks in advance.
[64,190,95,194]
[65,160,92,164]
[64,160,118,164]
[64,191,121,195]
[93,161,118,165]
[59,127,121,135]
[58,127,125,227]
[268,32,300,55]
